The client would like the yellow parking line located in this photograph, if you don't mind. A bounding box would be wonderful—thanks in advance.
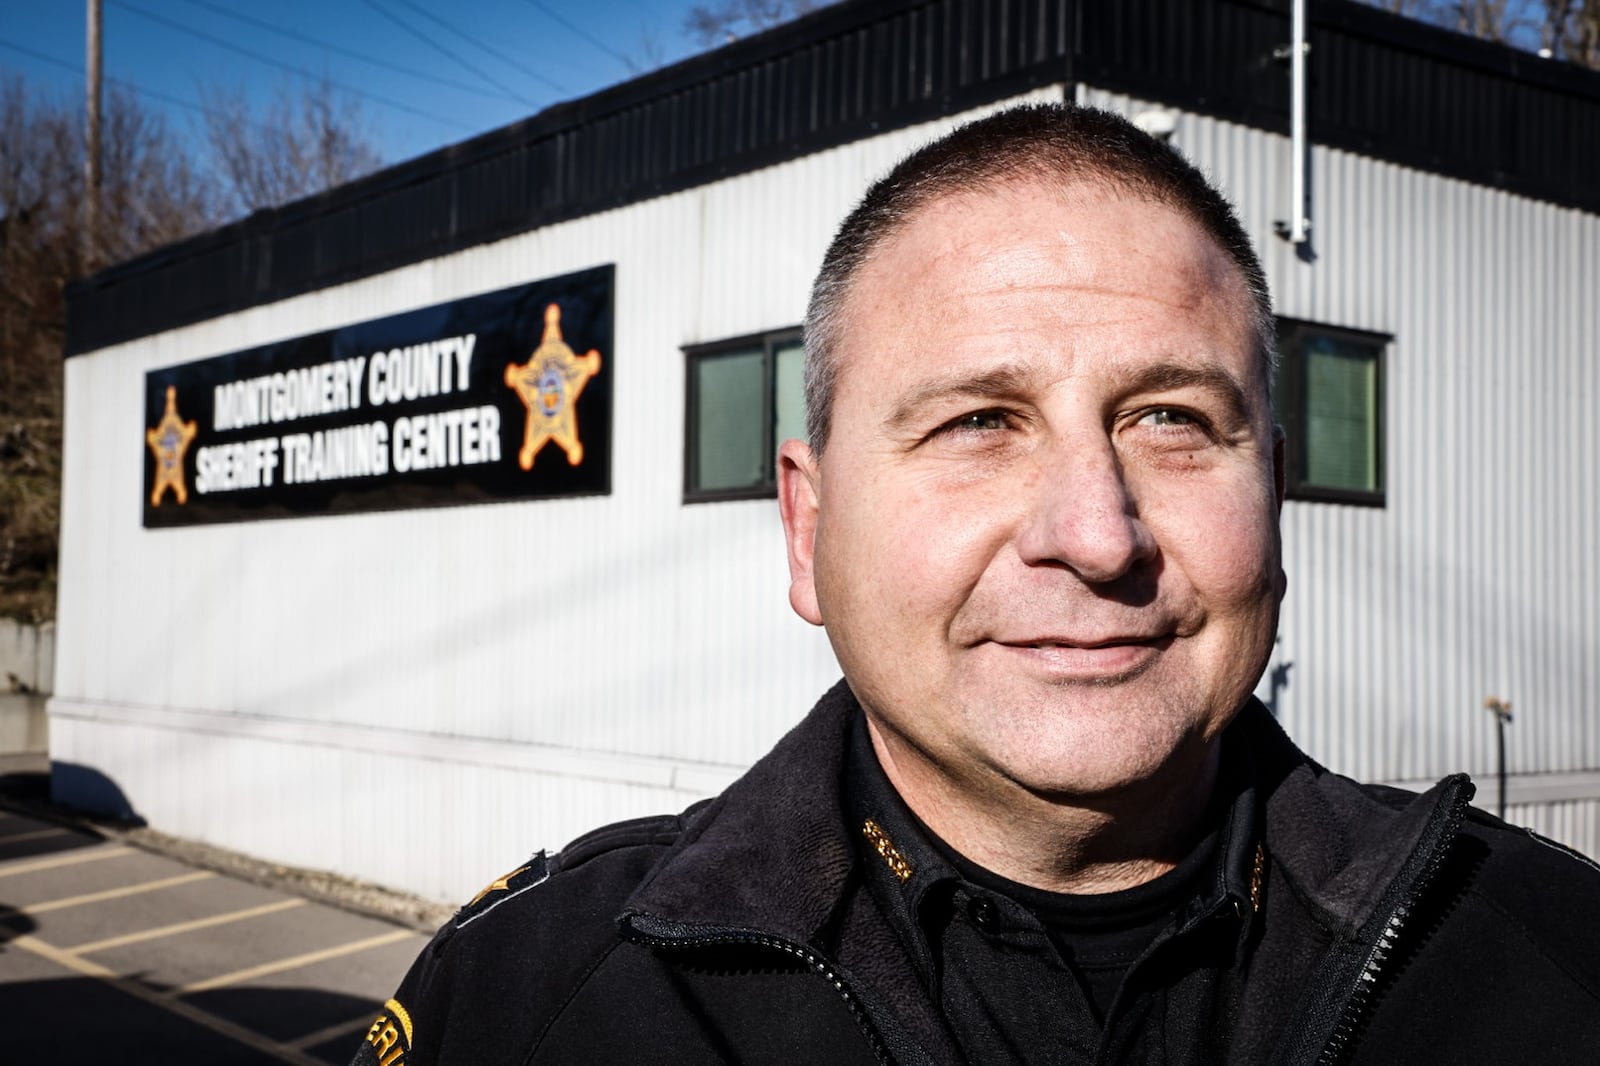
[10,934,325,1066]
[72,897,307,955]
[0,845,132,878]
[0,827,78,846]
[24,871,216,914]
[11,933,118,978]
[178,928,415,995]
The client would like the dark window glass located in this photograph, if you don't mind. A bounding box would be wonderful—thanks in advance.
[694,349,767,492]
[1274,319,1387,505]
[685,329,804,500]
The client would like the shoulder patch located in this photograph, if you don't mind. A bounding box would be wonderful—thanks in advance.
[1524,827,1600,877]
[454,850,552,930]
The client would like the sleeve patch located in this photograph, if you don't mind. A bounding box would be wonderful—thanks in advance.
[353,998,413,1066]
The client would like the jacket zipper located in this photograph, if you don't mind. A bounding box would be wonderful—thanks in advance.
[623,914,894,1065]
[1312,777,1472,1066]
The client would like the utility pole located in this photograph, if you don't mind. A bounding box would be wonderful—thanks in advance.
[85,0,103,271]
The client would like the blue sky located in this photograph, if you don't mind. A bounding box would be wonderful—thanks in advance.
[2,0,728,167]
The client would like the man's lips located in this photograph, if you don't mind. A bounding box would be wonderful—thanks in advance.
[995,634,1174,650]
[982,634,1175,680]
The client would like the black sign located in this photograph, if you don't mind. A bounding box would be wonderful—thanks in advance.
[142,265,613,527]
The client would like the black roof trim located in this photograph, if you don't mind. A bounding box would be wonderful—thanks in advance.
[65,0,1600,356]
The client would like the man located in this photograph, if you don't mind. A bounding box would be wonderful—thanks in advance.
[352,105,1600,1066]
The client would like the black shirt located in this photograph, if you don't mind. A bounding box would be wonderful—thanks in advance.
[844,713,1263,1065]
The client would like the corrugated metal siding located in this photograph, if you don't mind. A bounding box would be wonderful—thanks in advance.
[65,0,1600,357]
[64,0,1077,356]
[1085,89,1599,855]
[47,712,711,902]
[52,89,1064,896]
[54,81,1597,897]
[1309,1,1599,211]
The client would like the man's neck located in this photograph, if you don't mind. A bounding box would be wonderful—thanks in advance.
[863,716,1222,895]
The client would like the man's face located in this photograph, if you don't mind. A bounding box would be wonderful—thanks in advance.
[779,178,1284,807]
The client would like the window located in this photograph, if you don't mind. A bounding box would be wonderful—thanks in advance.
[684,329,806,500]
[1273,318,1388,505]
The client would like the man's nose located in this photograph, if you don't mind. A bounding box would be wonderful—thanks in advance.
[1013,433,1157,583]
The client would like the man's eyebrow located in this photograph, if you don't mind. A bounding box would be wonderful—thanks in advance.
[1118,361,1254,422]
[884,363,1038,431]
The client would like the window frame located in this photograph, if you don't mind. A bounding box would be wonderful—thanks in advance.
[682,327,804,503]
[1273,316,1390,507]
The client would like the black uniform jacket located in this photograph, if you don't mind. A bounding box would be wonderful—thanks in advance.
[351,683,1600,1066]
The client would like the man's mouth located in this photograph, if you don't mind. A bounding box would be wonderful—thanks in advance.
[1014,635,1172,651]
[988,635,1174,681]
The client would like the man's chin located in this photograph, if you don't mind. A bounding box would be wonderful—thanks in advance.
[955,692,1221,797]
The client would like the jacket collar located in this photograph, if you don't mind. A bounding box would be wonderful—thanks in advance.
[623,679,861,947]
[622,683,1472,946]
[1244,704,1474,935]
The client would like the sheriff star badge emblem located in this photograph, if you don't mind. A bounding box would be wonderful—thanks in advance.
[146,385,198,506]
[504,303,602,469]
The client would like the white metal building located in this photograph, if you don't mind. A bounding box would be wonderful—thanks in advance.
[55,0,1600,902]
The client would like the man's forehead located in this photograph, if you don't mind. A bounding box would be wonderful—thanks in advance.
[833,175,1268,399]
[889,175,1238,275]
[849,179,1254,333]
[819,175,1267,422]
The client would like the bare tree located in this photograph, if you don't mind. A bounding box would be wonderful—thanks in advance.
[0,70,384,623]
[0,70,384,617]
[1451,0,1521,38]
[0,77,218,623]
[200,76,383,217]
[1544,0,1600,64]
[684,0,832,47]
[1359,0,1599,67]
[1378,0,1439,13]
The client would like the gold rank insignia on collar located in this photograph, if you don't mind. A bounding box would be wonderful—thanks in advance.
[456,851,552,929]
[862,818,914,883]
[469,864,528,907]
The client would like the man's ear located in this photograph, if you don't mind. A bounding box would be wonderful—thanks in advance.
[1271,423,1289,602]
[1272,423,1287,513]
[777,438,824,626]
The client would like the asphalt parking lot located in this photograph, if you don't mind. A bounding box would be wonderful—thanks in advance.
[0,795,435,1065]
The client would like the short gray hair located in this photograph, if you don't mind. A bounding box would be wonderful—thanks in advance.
[803,103,1275,452]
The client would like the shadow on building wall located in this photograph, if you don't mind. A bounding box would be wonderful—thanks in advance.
[0,757,146,832]
[47,762,146,826]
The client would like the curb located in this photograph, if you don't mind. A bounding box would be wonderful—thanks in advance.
[0,781,453,935]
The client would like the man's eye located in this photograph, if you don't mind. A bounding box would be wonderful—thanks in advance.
[948,410,1010,432]
[1139,408,1201,428]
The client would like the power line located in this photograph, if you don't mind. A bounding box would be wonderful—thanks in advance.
[357,0,544,103]
[0,36,277,138]
[518,0,634,68]
[107,0,474,131]
[172,0,527,105]
[381,0,567,99]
